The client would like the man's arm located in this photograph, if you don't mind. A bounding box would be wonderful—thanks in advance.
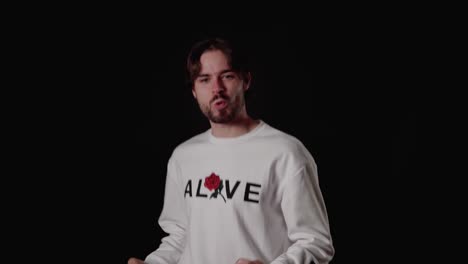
[270,160,334,264]
[144,157,188,264]
[127,257,146,264]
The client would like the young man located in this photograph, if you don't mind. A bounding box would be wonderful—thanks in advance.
[128,38,334,264]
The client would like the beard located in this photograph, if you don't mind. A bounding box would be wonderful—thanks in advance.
[199,91,245,124]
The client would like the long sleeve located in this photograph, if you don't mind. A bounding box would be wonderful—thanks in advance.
[270,161,334,264]
[145,157,188,264]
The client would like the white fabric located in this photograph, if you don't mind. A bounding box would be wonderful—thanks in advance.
[145,120,334,264]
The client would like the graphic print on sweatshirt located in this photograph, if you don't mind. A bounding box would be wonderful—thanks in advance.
[184,172,262,204]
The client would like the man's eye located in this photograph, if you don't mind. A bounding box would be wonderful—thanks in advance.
[222,74,235,80]
[199,78,209,83]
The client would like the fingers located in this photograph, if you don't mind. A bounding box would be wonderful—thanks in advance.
[127,257,145,264]
[235,258,264,264]
[235,258,250,264]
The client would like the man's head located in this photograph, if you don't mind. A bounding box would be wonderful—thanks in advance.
[187,38,251,124]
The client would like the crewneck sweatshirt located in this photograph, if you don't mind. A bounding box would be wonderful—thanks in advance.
[145,120,334,264]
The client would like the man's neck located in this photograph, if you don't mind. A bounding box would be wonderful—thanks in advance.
[209,116,260,138]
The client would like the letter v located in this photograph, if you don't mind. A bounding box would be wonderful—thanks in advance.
[225,180,240,199]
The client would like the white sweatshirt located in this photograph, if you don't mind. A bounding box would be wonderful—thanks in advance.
[145,120,334,264]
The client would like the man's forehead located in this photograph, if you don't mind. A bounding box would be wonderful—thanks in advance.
[198,50,234,76]
[200,50,230,64]
[197,69,235,77]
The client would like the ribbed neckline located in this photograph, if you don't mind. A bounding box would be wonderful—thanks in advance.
[207,120,266,145]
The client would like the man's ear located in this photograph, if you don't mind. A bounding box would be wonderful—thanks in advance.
[244,72,252,91]
[192,88,197,99]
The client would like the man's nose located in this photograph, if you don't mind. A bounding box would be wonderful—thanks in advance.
[212,78,225,93]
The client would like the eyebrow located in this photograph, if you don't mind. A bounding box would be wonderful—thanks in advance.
[197,69,235,78]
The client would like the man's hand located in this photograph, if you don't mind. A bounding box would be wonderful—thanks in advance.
[127,257,145,264]
[235,258,264,264]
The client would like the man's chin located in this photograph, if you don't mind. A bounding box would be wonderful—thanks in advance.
[210,117,231,124]
[208,113,234,124]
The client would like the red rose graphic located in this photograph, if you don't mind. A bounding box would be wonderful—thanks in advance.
[204,173,221,191]
[204,172,226,202]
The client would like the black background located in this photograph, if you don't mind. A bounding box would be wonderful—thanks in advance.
[14,10,463,263]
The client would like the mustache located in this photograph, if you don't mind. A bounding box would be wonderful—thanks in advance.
[211,94,229,104]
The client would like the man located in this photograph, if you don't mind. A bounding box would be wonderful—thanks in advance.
[128,37,334,264]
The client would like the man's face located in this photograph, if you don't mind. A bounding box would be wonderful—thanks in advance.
[192,50,249,123]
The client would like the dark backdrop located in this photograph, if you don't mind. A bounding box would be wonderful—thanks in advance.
[27,16,460,263]
[95,24,410,263]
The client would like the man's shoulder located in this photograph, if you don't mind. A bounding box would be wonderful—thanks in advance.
[171,130,210,156]
[262,122,316,166]
[261,122,306,150]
